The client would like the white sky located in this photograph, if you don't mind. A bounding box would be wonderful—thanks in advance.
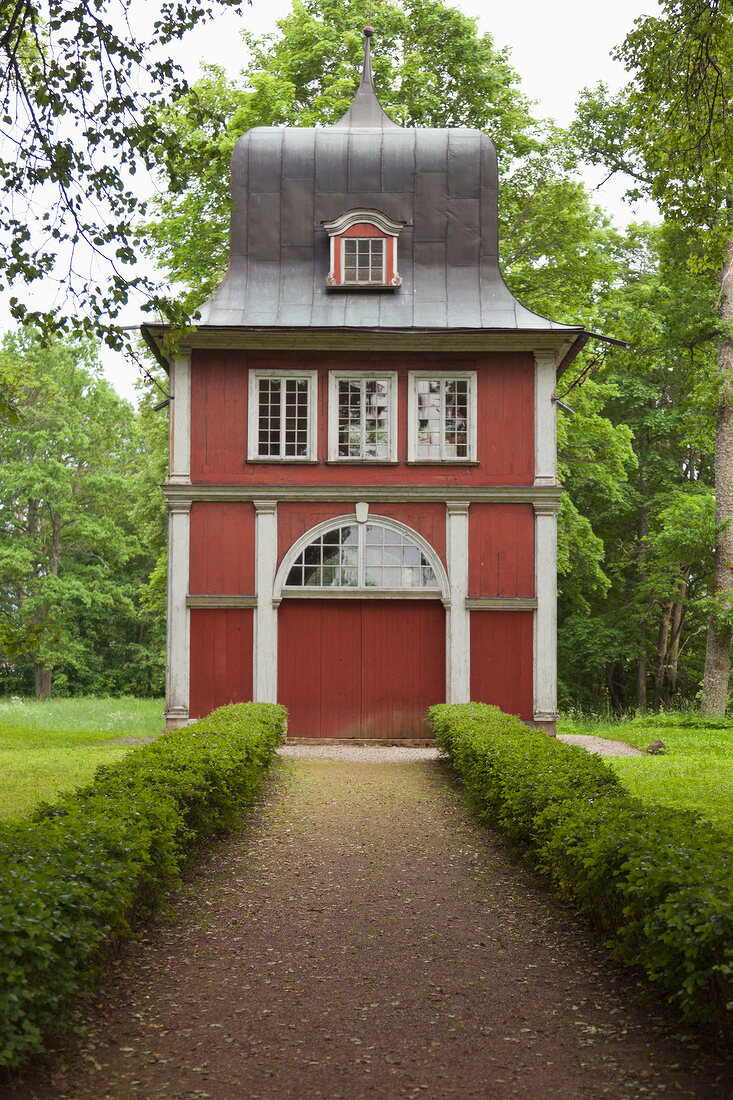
[30,1,668,401]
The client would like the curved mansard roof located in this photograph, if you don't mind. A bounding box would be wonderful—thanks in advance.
[194,31,581,336]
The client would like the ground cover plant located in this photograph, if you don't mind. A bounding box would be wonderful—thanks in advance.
[0,697,164,820]
[559,711,733,832]
[0,701,286,1071]
[430,703,733,1043]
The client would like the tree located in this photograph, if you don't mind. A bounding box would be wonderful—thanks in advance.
[573,0,733,715]
[0,0,252,351]
[0,331,164,697]
[145,0,621,320]
[145,0,639,634]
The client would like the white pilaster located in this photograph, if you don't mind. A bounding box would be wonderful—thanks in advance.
[534,501,559,723]
[254,501,278,703]
[534,350,558,488]
[165,502,191,724]
[169,352,192,486]
[446,501,470,702]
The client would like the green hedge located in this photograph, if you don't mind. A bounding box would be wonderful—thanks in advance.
[429,703,733,1039]
[0,702,286,1070]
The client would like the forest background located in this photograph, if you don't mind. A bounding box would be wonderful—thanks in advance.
[0,0,730,716]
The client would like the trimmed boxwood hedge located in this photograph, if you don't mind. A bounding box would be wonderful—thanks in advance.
[429,702,733,1040]
[0,702,286,1070]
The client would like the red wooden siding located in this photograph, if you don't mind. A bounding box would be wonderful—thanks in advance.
[276,502,446,570]
[189,502,255,594]
[469,504,535,597]
[190,349,534,486]
[189,609,254,719]
[470,611,533,719]
[278,599,445,738]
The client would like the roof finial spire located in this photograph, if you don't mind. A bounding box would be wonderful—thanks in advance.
[331,19,401,129]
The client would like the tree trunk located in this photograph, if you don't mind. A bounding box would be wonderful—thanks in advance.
[702,237,733,717]
[636,502,649,713]
[34,664,51,700]
[663,580,688,710]
[653,601,673,710]
[606,660,626,712]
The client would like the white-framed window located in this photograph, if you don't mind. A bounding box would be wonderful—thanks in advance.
[407,371,477,462]
[342,237,385,284]
[248,370,318,461]
[323,209,403,290]
[284,522,440,592]
[328,371,398,462]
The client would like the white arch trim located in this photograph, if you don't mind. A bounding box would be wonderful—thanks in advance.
[273,513,450,602]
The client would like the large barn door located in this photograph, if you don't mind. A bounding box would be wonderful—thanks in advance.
[278,599,445,739]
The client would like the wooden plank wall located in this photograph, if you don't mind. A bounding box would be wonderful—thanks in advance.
[468,504,534,597]
[278,599,445,738]
[189,609,254,718]
[189,502,256,594]
[470,610,533,719]
[190,349,534,486]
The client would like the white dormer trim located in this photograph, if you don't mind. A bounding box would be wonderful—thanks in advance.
[322,208,404,237]
[323,208,403,289]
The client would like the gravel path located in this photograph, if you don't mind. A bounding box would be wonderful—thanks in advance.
[555,734,644,757]
[279,734,643,761]
[8,759,730,1100]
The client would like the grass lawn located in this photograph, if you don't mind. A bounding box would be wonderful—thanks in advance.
[558,711,733,832]
[0,696,164,820]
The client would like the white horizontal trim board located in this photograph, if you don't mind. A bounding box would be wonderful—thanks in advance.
[186,595,257,608]
[165,484,563,505]
[277,589,446,603]
[466,597,537,610]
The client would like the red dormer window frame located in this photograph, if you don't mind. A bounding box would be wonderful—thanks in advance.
[323,209,403,290]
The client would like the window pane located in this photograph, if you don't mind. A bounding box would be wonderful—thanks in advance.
[256,374,312,459]
[414,376,471,459]
[343,238,384,283]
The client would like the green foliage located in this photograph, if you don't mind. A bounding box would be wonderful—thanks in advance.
[556,221,722,711]
[0,0,254,347]
[0,331,165,697]
[0,701,286,1070]
[431,703,733,1038]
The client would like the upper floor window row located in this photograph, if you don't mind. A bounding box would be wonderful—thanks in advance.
[248,370,477,464]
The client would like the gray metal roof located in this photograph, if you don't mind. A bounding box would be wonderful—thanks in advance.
[194,33,580,336]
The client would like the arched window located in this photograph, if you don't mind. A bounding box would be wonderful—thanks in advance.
[282,521,441,593]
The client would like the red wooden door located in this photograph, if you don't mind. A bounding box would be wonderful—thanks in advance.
[278,599,445,738]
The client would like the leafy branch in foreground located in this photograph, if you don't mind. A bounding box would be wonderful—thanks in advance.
[0,0,247,349]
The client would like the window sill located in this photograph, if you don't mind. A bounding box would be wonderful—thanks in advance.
[247,458,319,464]
[325,284,399,293]
[325,459,399,465]
[406,459,480,466]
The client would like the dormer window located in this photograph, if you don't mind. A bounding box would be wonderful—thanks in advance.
[323,209,403,290]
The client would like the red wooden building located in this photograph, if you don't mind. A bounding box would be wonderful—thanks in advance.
[143,30,605,739]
